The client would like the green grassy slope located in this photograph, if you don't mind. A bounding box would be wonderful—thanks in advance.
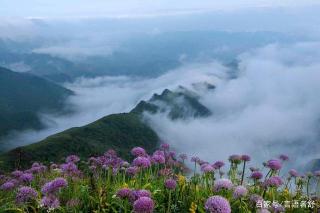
[0,113,159,170]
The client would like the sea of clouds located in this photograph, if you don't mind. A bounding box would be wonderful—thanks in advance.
[1,42,320,170]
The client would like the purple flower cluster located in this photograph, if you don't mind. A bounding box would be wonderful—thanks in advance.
[213,179,233,192]
[250,171,263,180]
[160,143,170,151]
[241,155,251,162]
[116,188,132,199]
[151,151,165,165]
[179,153,188,161]
[133,197,154,213]
[11,170,23,178]
[16,186,38,204]
[266,159,282,171]
[19,173,33,183]
[190,156,200,164]
[289,169,299,177]
[0,181,15,191]
[129,189,152,203]
[131,147,147,157]
[88,150,124,172]
[41,177,68,194]
[25,162,47,174]
[233,186,248,199]
[164,178,177,190]
[279,154,289,161]
[213,161,225,169]
[228,155,242,164]
[133,157,151,168]
[60,162,80,176]
[205,196,231,213]
[41,195,60,209]
[264,176,283,188]
[202,164,214,173]
[126,166,139,176]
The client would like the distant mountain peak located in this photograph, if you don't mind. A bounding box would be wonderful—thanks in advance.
[132,83,213,120]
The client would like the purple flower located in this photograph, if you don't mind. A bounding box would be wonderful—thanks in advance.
[233,186,248,199]
[164,178,177,190]
[133,197,155,213]
[133,157,151,168]
[116,188,132,199]
[168,151,176,158]
[0,181,15,191]
[41,195,60,209]
[131,147,147,157]
[213,179,233,192]
[136,189,151,198]
[16,186,38,204]
[160,143,170,150]
[279,154,289,161]
[60,162,79,176]
[202,164,214,173]
[213,161,225,169]
[66,155,80,163]
[129,190,152,202]
[289,169,299,177]
[266,159,282,171]
[41,177,68,194]
[11,170,23,178]
[250,171,263,180]
[228,155,242,164]
[205,196,231,213]
[19,173,33,183]
[151,154,165,165]
[264,176,283,188]
[179,154,188,161]
[27,162,47,174]
[126,166,139,176]
[241,155,251,162]
[191,156,200,163]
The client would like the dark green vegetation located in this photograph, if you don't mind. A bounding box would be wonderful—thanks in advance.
[0,113,159,171]
[132,86,212,119]
[0,67,73,138]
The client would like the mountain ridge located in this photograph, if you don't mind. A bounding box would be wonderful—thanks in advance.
[0,66,73,138]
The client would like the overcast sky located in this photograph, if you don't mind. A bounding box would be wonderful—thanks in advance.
[1,0,320,18]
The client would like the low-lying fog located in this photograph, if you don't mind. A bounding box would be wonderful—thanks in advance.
[2,42,320,170]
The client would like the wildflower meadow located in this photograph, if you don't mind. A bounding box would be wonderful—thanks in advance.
[0,144,319,212]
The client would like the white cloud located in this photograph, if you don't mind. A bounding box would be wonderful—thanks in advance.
[146,42,320,169]
[1,42,320,170]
